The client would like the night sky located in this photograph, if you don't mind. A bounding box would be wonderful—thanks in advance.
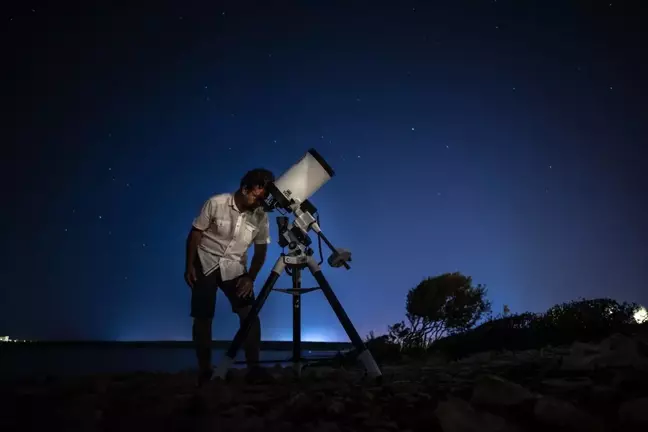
[4,1,646,342]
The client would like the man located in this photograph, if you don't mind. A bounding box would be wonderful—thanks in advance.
[184,168,275,386]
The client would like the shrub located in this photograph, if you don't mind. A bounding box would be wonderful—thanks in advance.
[387,272,491,350]
[430,297,644,359]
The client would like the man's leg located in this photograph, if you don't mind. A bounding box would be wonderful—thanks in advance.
[220,276,262,368]
[235,305,261,368]
[192,317,213,373]
[190,263,219,380]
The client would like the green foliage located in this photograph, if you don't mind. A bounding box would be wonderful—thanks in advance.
[431,297,645,359]
[386,272,491,349]
[363,268,646,365]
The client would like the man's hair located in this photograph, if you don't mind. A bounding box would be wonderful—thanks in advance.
[240,168,275,190]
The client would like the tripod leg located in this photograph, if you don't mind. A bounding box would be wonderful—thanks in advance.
[291,267,304,377]
[306,256,382,381]
[212,255,287,380]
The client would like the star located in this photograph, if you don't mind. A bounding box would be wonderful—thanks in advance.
[512,87,516,91]
[108,167,112,171]
[126,183,130,187]
[64,228,68,232]
[357,155,361,159]
[609,86,613,90]
[445,145,449,149]
[411,127,415,131]
[495,25,499,29]
[98,215,103,219]
[549,165,553,169]
[142,243,147,247]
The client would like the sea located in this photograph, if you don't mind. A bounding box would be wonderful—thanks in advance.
[0,344,344,382]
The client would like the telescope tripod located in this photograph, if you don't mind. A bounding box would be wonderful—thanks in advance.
[212,251,383,383]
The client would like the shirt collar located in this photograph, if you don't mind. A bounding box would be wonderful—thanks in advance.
[229,191,263,215]
[228,192,241,213]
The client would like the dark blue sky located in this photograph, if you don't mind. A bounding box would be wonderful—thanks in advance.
[4,1,646,341]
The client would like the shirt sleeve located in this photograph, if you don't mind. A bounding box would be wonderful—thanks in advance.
[254,212,271,245]
[192,199,213,231]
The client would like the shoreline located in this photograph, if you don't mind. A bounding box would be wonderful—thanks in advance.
[0,340,353,351]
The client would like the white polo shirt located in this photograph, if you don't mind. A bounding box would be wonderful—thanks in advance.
[192,192,271,281]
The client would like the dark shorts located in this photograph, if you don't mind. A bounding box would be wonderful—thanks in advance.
[190,258,255,318]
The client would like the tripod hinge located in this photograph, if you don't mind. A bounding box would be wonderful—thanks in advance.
[273,287,321,295]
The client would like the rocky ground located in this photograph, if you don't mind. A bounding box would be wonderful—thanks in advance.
[1,333,648,432]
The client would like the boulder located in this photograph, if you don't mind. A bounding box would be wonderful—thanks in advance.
[470,375,537,407]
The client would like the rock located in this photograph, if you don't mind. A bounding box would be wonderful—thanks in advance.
[311,420,342,432]
[560,342,601,371]
[326,397,345,414]
[534,396,602,431]
[436,372,454,382]
[618,397,648,426]
[288,391,312,407]
[541,377,593,393]
[220,403,257,418]
[458,351,494,364]
[562,334,648,371]
[435,397,517,432]
[6,334,648,431]
[238,415,265,431]
[587,385,617,404]
[471,375,537,407]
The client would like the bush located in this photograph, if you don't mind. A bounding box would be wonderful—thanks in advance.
[387,272,491,349]
[363,331,402,364]
[430,297,644,359]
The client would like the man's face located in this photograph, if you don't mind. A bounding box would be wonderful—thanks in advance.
[243,185,267,210]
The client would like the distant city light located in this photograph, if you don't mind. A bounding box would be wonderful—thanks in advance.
[634,306,647,324]
[0,336,29,343]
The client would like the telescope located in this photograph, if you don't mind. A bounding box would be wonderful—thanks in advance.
[262,148,351,270]
[213,148,382,382]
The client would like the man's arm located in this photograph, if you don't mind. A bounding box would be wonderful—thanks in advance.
[186,227,203,271]
[186,199,212,271]
[247,213,271,281]
[247,243,267,281]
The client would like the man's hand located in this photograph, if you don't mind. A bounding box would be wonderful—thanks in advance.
[236,274,254,298]
[184,267,197,289]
